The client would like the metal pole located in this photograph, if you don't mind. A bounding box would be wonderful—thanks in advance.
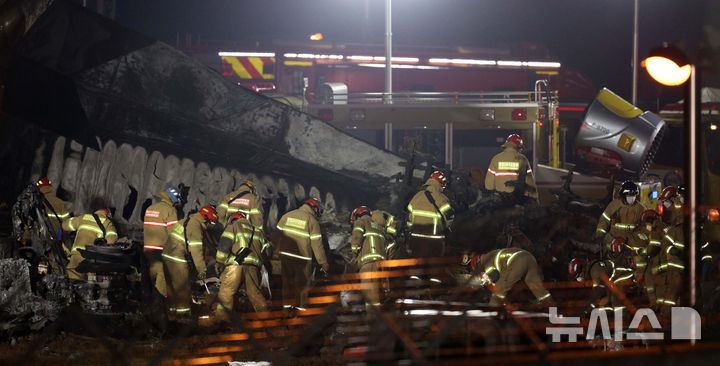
[687,65,699,344]
[385,0,393,102]
[632,0,639,105]
[384,0,393,151]
[689,65,697,308]
[445,122,454,168]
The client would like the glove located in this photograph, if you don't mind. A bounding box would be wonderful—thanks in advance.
[197,271,207,280]
[611,237,626,254]
[318,267,329,278]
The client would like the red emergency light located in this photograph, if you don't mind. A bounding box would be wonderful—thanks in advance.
[511,108,527,121]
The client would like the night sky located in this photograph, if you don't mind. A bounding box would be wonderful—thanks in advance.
[116,0,704,106]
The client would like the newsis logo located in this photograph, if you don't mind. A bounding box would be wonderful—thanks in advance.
[545,307,702,342]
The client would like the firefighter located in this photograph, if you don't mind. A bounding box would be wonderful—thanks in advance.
[373,209,399,259]
[468,248,551,306]
[484,134,538,200]
[406,171,454,258]
[162,205,217,319]
[351,206,387,308]
[36,177,70,246]
[276,197,329,308]
[595,181,645,255]
[62,207,118,281]
[568,257,616,312]
[651,190,685,316]
[217,179,263,228]
[143,187,182,297]
[625,209,664,305]
[213,211,271,322]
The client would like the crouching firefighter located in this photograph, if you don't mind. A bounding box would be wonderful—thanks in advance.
[62,207,118,281]
[350,206,387,309]
[568,257,617,313]
[468,248,551,306]
[276,197,329,309]
[214,211,271,323]
[143,187,183,297]
[162,205,217,319]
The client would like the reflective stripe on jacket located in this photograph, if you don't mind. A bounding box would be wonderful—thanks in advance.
[276,204,329,271]
[62,211,117,251]
[484,146,537,199]
[143,191,178,250]
[407,179,454,236]
[217,186,263,228]
[351,215,387,265]
[217,216,269,267]
[595,199,645,238]
[162,213,207,274]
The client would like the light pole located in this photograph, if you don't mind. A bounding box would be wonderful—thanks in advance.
[384,0,393,151]
[632,0,639,105]
[642,43,698,339]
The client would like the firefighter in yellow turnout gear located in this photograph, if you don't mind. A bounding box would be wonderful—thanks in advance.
[375,210,399,259]
[62,208,118,281]
[568,257,616,311]
[484,134,538,200]
[162,205,217,318]
[276,198,329,308]
[217,179,263,228]
[214,212,271,322]
[406,171,454,258]
[35,178,71,246]
[350,207,387,308]
[143,187,182,297]
[649,192,685,316]
[471,248,551,306]
[596,181,646,247]
[625,209,664,304]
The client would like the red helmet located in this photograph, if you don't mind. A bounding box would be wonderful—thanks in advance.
[230,211,246,221]
[611,237,626,254]
[568,258,586,277]
[97,208,112,218]
[641,209,659,224]
[350,206,371,225]
[504,134,524,149]
[36,177,52,188]
[660,186,678,202]
[429,171,448,188]
[305,197,324,217]
[199,205,218,223]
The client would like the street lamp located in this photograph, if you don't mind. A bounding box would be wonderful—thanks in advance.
[642,43,698,338]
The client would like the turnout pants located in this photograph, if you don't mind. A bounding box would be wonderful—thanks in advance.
[281,255,313,308]
[654,269,683,317]
[216,264,268,322]
[407,225,445,258]
[490,252,550,306]
[66,251,86,281]
[359,261,382,307]
[145,250,168,297]
[163,258,192,316]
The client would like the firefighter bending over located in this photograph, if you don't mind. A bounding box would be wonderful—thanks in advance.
[143,187,183,297]
[350,206,387,308]
[568,257,615,312]
[214,211,272,323]
[217,179,263,228]
[406,171,454,258]
[62,206,118,281]
[276,197,329,309]
[467,248,551,306]
[484,134,538,201]
[162,205,217,319]
[35,177,70,247]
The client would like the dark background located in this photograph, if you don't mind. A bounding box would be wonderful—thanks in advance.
[112,0,706,106]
